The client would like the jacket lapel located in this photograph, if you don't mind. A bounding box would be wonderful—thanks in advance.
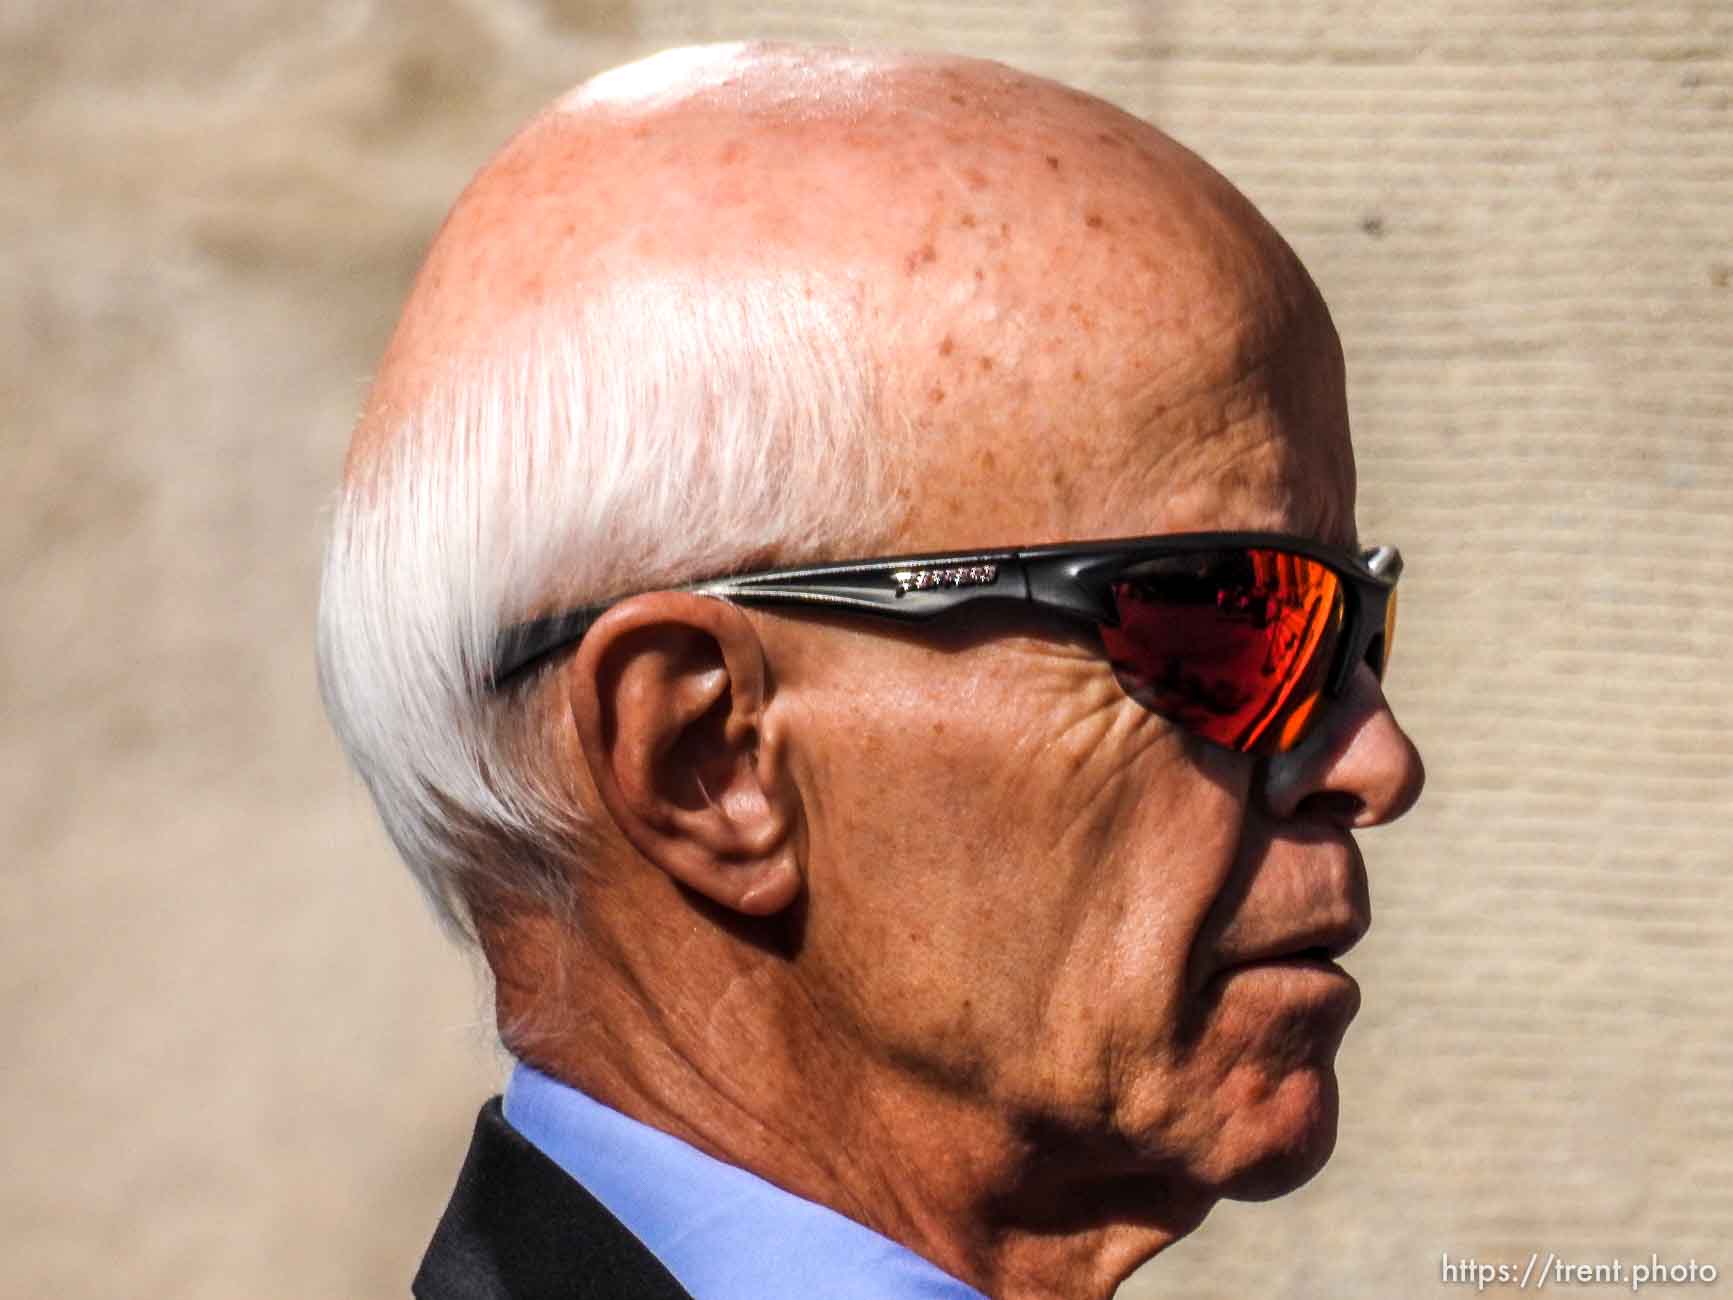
[414,1099,696,1300]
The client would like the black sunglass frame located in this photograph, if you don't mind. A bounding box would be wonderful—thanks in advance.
[489,532,1401,703]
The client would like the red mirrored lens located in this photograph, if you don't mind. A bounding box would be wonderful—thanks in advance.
[1098,548,1344,754]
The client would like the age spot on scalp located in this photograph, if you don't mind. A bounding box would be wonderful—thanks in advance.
[929,384,947,405]
[960,212,977,228]
[939,335,955,357]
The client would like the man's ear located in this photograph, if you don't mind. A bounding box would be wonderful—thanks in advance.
[566,593,801,916]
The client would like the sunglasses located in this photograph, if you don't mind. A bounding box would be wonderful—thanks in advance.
[491,532,1401,756]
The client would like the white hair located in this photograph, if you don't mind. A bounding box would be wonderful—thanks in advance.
[316,271,897,941]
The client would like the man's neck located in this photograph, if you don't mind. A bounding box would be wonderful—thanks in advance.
[487,893,1211,1300]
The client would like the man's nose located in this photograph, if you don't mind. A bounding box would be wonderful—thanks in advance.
[1259,664,1426,826]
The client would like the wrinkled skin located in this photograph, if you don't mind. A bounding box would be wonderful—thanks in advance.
[358,43,1425,1300]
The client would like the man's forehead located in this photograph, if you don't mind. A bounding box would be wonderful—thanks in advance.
[874,176,1357,554]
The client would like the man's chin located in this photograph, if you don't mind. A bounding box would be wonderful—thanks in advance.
[1215,1064,1343,1202]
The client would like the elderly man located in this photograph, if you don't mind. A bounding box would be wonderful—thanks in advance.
[318,42,1423,1300]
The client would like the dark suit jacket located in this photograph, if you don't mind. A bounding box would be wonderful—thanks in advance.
[414,1099,696,1299]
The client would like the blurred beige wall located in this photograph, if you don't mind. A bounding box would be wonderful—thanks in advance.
[4,3,1728,1297]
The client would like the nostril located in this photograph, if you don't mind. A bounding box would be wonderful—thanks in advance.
[1296,790,1364,827]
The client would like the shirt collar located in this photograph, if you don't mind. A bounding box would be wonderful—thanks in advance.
[503,1062,988,1300]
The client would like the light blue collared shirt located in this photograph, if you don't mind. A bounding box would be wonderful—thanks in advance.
[503,1063,988,1300]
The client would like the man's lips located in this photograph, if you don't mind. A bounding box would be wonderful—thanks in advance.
[1222,913,1368,969]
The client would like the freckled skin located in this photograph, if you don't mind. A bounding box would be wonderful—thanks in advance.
[365,43,1426,1300]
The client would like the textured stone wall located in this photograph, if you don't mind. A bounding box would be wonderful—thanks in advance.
[4,3,1728,1296]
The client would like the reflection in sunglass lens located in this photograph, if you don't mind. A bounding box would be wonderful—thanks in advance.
[1099,549,1344,754]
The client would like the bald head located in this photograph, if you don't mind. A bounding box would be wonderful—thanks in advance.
[361,43,1345,545]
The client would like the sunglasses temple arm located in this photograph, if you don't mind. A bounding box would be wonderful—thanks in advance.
[491,553,1035,684]
[490,607,603,687]
[696,552,1029,621]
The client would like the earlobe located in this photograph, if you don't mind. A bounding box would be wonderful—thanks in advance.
[567,593,803,916]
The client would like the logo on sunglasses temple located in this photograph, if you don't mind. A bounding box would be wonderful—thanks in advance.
[891,563,1000,596]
